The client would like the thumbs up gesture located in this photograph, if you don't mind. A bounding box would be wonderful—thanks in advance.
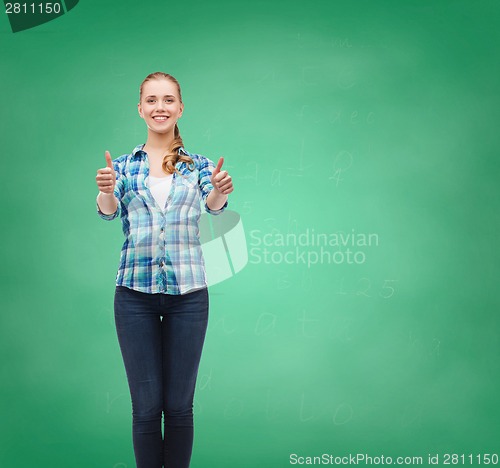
[210,157,233,195]
[95,151,116,194]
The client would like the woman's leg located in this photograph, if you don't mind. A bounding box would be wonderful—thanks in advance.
[160,287,209,468]
[114,286,164,468]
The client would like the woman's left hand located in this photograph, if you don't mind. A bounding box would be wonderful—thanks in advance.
[211,157,233,195]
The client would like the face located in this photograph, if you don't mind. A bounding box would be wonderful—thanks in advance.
[137,78,184,135]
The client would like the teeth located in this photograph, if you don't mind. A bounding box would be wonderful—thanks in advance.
[154,116,167,120]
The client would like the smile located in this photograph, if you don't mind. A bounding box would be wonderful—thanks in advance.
[153,116,169,122]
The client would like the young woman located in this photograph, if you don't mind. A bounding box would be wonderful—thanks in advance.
[95,72,233,468]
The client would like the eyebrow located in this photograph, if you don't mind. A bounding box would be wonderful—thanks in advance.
[145,95,175,98]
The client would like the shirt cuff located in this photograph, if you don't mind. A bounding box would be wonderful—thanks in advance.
[204,199,228,215]
[96,199,119,220]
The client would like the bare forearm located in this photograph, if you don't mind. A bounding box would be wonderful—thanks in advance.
[97,191,118,215]
[206,189,228,211]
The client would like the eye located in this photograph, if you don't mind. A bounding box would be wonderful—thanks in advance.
[166,99,173,103]
[147,99,155,103]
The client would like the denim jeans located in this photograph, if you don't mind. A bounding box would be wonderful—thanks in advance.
[114,285,209,468]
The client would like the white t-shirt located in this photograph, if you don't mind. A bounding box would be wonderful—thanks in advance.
[148,174,173,211]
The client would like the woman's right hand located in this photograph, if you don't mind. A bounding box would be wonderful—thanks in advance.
[96,151,116,194]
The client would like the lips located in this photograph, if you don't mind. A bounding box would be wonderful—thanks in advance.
[153,116,169,122]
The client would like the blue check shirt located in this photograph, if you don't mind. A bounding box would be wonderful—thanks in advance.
[97,144,228,295]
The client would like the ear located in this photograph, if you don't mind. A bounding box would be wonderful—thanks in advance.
[178,103,184,118]
[137,103,144,119]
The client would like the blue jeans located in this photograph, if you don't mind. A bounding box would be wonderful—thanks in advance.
[114,285,209,468]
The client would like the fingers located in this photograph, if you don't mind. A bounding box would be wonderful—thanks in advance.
[214,156,224,173]
[96,174,115,184]
[96,167,114,174]
[213,171,233,193]
[96,167,116,192]
[105,150,113,169]
[96,180,115,192]
[217,184,233,195]
[212,169,228,183]
[97,151,115,192]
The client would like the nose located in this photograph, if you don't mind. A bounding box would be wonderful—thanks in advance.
[155,100,165,111]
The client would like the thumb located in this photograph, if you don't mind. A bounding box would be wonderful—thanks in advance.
[213,157,224,174]
[105,150,113,169]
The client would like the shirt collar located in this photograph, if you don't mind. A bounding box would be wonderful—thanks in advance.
[131,144,189,160]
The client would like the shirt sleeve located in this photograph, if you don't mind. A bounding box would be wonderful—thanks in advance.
[96,159,125,221]
[198,155,228,215]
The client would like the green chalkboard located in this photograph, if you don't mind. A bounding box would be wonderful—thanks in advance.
[1,0,499,466]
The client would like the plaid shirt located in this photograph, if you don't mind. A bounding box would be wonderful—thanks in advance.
[97,144,228,295]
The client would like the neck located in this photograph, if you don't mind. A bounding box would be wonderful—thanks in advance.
[144,129,175,154]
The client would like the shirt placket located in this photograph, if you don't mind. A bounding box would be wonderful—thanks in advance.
[156,173,178,293]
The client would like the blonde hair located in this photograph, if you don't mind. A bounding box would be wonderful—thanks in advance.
[139,72,195,176]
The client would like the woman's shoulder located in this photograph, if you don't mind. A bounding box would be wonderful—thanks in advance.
[109,144,146,173]
[111,144,144,163]
[180,147,213,169]
[180,146,202,160]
